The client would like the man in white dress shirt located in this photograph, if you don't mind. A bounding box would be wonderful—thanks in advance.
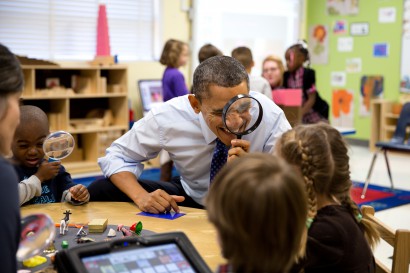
[89,56,291,214]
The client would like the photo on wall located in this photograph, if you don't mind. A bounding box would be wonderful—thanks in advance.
[359,75,384,116]
[309,24,329,64]
[332,89,354,128]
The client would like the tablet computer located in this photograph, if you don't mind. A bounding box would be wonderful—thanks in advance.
[138,79,164,113]
[55,232,212,273]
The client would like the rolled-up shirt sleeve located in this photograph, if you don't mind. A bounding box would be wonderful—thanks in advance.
[98,111,162,178]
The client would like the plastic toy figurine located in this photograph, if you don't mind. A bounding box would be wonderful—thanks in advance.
[60,210,72,235]
[117,221,143,237]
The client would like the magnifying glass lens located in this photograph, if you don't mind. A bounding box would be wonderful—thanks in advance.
[223,96,262,136]
[43,131,75,161]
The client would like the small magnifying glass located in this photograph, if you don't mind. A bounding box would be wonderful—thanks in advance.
[222,94,263,139]
[17,213,56,261]
[43,131,75,162]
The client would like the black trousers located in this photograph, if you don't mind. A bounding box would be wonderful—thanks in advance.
[88,176,204,209]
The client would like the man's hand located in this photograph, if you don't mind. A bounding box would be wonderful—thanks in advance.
[136,189,185,214]
[227,139,250,162]
[69,184,90,202]
[35,161,61,182]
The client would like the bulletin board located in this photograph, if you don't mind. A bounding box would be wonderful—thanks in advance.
[306,0,404,140]
[400,0,410,92]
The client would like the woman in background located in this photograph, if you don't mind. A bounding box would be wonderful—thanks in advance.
[262,55,285,90]
[0,43,24,273]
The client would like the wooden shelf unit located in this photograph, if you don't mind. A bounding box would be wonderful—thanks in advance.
[21,65,129,175]
[369,99,409,150]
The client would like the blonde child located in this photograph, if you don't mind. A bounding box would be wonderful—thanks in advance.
[12,105,89,206]
[159,39,189,102]
[277,123,379,273]
[206,153,307,273]
[283,41,329,123]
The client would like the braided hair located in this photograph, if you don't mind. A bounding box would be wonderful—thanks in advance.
[278,123,380,248]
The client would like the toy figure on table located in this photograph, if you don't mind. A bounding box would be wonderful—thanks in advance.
[117,221,143,237]
[60,210,71,235]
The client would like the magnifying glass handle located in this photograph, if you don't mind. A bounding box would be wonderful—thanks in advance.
[237,135,242,140]
[48,158,59,163]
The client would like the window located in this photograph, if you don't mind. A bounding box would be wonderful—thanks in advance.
[191,0,303,75]
[0,0,160,61]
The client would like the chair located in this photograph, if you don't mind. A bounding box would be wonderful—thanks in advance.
[361,141,410,199]
[361,205,410,273]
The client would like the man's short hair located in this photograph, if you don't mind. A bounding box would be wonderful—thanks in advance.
[192,56,249,101]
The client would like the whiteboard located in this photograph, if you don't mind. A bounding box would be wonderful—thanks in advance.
[400,0,410,92]
[191,0,302,76]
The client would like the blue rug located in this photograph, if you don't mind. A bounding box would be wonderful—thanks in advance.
[351,181,410,212]
[73,168,178,187]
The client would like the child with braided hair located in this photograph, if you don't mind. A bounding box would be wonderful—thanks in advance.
[277,123,379,273]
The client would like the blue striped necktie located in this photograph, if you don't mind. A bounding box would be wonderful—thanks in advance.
[210,138,228,182]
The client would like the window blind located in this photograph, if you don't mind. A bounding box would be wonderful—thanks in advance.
[0,0,159,61]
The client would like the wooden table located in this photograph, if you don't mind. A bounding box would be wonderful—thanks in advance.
[21,202,225,271]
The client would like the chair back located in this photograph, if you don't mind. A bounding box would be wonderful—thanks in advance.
[362,205,410,273]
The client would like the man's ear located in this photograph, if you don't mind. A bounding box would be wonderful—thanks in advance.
[188,94,201,114]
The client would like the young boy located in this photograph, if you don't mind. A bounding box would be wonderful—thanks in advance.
[12,105,89,206]
[206,153,307,273]
[198,43,223,63]
[231,46,272,99]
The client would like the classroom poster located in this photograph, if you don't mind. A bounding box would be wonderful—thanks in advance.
[378,7,396,23]
[337,37,353,52]
[309,24,329,64]
[332,89,354,128]
[400,0,410,92]
[327,0,359,15]
[359,75,384,116]
[346,58,362,73]
[331,72,347,86]
[333,20,347,34]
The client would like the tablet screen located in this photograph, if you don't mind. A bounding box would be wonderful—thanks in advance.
[81,243,196,273]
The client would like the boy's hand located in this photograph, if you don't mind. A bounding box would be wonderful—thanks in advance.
[69,184,90,202]
[35,161,61,182]
[227,139,250,163]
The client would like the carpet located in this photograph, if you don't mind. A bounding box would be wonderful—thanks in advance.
[351,181,410,212]
[75,173,410,212]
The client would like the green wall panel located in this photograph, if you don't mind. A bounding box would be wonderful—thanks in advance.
[306,0,403,140]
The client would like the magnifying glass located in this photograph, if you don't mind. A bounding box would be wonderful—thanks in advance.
[17,213,56,261]
[43,131,75,162]
[222,94,263,139]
